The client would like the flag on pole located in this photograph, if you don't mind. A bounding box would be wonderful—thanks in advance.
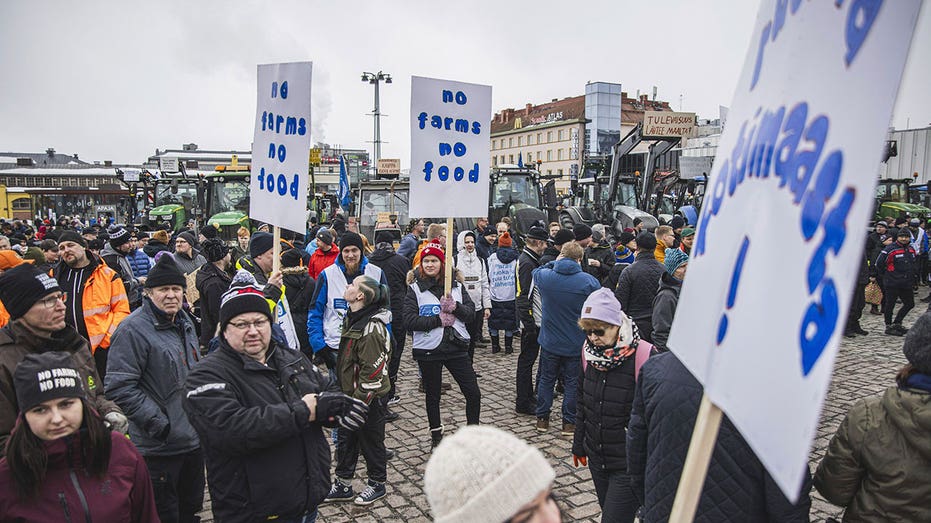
[517,152,523,168]
[338,155,351,209]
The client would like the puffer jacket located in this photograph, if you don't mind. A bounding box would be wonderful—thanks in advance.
[813,377,931,522]
[616,251,665,337]
[651,272,682,352]
[0,320,122,456]
[627,352,812,522]
[0,431,159,522]
[404,269,475,362]
[182,338,336,523]
[105,299,200,456]
[572,354,636,472]
[337,305,392,403]
[127,248,152,278]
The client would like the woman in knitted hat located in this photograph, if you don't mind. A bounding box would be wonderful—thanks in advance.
[814,311,931,521]
[403,240,481,448]
[425,425,561,522]
[571,288,647,523]
[0,351,159,521]
[651,248,689,352]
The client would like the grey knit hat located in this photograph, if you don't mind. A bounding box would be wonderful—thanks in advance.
[424,425,555,523]
[903,312,931,373]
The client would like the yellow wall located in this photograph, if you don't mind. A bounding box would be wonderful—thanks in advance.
[0,185,31,220]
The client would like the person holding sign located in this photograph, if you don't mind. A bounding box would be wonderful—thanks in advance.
[403,241,480,448]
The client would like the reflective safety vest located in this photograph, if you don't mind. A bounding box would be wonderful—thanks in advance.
[410,283,469,350]
[321,263,384,349]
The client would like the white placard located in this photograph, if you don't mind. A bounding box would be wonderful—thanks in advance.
[667,0,920,501]
[250,62,313,233]
[159,157,179,173]
[410,76,491,218]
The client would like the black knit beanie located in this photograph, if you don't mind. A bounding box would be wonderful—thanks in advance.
[145,255,187,289]
[108,226,132,248]
[202,238,230,263]
[339,231,364,253]
[14,351,85,413]
[57,230,87,248]
[200,224,219,240]
[573,223,593,241]
[249,232,274,258]
[0,264,61,320]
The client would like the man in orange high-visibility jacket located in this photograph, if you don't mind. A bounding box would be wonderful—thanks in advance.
[53,231,130,382]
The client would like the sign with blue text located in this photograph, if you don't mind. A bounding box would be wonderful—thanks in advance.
[250,61,312,233]
[409,76,491,218]
[667,0,920,501]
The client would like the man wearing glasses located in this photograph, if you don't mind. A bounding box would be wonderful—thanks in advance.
[0,263,127,456]
[106,255,204,523]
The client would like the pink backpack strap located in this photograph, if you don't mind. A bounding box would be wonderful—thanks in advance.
[635,341,653,381]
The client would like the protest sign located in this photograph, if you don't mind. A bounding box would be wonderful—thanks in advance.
[666,0,921,505]
[409,76,492,218]
[250,62,313,234]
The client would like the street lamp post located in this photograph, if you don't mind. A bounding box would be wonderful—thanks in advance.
[361,71,392,177]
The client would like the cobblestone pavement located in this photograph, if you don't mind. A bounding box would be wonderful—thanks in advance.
[198,295,919,522]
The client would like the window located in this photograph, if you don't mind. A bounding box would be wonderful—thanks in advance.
[12,199,31,210]
[500,155,505,164]
[558,149,564,160]
[527,152,533,163]
[509,154,514,163]
[492,156,497,166]
[509,137,513,147]
[527,134,533,145]
[547,131,553,142]
[518,136,522,146]
[558,130,565,141]
[557,169,563,176]
[546,150,552,161]
[537,133,542,143]
[547,170,552,175]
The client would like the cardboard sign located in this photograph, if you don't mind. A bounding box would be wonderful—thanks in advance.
[409,76,491,218]
[377,158,401,175]
[643,111,696,138]
[250,62,313,233]
[667,0,921,501]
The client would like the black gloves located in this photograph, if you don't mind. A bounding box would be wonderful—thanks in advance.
[315,392,368,430]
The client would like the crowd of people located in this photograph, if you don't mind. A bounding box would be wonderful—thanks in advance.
[0,213,927,522]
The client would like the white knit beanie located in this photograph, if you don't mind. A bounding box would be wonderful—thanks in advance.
[424,425,556,523]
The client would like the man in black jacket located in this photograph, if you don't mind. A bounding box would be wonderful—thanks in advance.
[615,232,666,342]
[627,351,813,522]
[875,228,918,336]
[183,282,367,523]
[195,238,233,351]
[368,241,412,404]
[515,226,548,415]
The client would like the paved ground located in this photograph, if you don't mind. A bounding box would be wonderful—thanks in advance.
[198,296,917,522]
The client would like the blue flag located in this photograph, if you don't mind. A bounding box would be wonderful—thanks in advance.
[338,155,351,209]
[517,152,523,168]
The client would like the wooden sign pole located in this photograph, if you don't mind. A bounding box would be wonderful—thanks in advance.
[272,226,282,275]
[443,218,453,295]
[668,393,723,522]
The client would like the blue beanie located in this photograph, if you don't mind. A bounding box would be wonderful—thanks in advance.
[664,248,689,275]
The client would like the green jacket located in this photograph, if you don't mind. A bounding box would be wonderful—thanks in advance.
[337,307,391,403]
[814,385,931,522]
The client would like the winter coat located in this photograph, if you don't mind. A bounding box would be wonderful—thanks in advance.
[283,267,315,355]
[584,240,615,283]
[616,251,665,327]
[475,235,496,261]
[337,306,392,403]
[105,299,201,456]
[487,247,519,331]
[604,262,632,292]
[182,339,335,523]
[455,245,492,312]
[307,244,339,279]
[874,242,918,289]
[196,261,233,348]
[127,248,151,278]
[397,232,420,260]
[100,243,142,309]
[403,269,475,362]
[53,255,131,354]
[172,250,206,275]
[0,431,160,522]
[515,247,542,330]
[651,272,682,352]
[538,245,560,266]
[307,255,387,352]
[369,245,414,325]
[533,259,601,357]
[813,379,931,522]
[142,240,170,261]
[572,355,637,472]
[865,232,889,271]
[627,352,813,522]
[0,320,122,456]
[654,240,669,264]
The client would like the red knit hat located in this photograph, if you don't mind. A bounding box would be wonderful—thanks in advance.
[498,231,513,248]
[421,240,445,263]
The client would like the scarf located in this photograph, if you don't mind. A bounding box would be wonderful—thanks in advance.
[904,372,931,393]
[583,317,640,371]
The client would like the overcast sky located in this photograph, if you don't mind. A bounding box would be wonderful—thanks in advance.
[1,0,928,166]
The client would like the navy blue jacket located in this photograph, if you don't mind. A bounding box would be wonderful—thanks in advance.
[532,258,600,357]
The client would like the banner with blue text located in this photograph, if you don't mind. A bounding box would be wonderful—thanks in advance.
[250,61,313,233]
[667,0,921,501]
[409,76,491,218]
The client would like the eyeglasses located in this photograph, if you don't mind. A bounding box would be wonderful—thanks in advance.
[228,318,270,331]
[38,293,67,309]
[584,328,606,337]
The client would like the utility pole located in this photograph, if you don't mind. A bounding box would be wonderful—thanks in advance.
[361,71,392,177]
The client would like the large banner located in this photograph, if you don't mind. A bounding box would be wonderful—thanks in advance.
[409,76,491,218]
[667,1,921,500]
[250,62,313,233]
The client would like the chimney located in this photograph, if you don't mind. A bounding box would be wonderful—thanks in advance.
[640,94,649,103]
[46,147,56,158]
[525,103,533,115]
[621,91,628,99]
[104,160,113,167]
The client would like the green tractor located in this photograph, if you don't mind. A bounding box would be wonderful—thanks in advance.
[144,174,204,232]
[205,170,252,244]
[875,178,931,222]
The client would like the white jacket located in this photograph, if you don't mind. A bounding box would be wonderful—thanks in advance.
[455,230,492,310]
